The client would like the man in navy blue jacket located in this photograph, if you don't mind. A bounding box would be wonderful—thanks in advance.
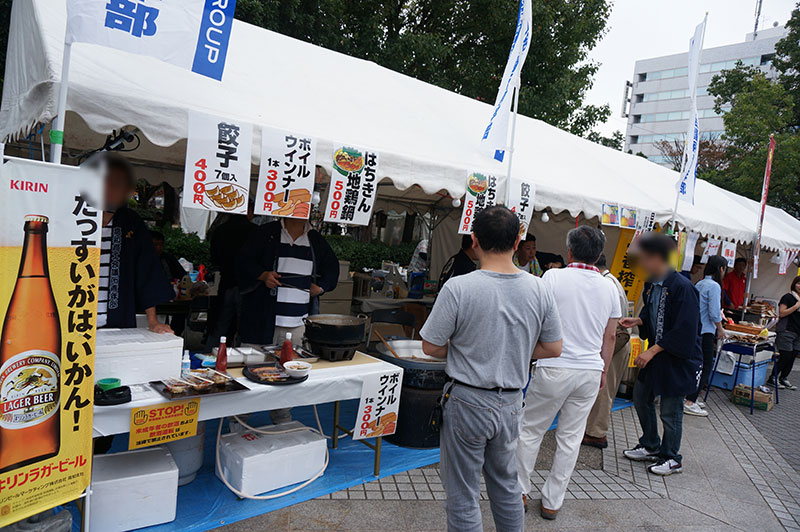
[619,232,702,476]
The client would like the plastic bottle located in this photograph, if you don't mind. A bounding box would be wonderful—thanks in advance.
[280,332,294,367]
[216,336,228,373]
[181,350,191,376]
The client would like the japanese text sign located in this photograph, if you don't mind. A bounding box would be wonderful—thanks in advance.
[323,145,380,225]
[129,398,200,450]
[353,369,402,440]
[601,203,619,227]
[458,172,498,235]
[779,250,799,275]
[0,158,102,526]
[610,229,645,303]
[720,241,737,268]
[255,126,316,219]
[66,0,237,81]
[633,210,656,241]
[507,178,535,236]
[701,239,721,264]
[183,111,253,215]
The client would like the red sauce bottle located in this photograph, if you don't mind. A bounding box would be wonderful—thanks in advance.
[280,332,294,367]
[216,336,228,373]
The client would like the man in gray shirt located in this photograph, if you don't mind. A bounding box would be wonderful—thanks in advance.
[421,206,562,532]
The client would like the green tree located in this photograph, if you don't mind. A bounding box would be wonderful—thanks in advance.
[235,0,613,135]
[587,130,623,150]
[773,2,800,126]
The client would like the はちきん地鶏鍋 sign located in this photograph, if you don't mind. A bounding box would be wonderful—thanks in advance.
[129,398,200,450]
[323,145,380,226]
[458,172,498,235]
[0,159,103,526]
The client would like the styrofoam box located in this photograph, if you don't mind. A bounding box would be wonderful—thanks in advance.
[216,421,326,495]
[91,447,179,532]
[95,328,183,385]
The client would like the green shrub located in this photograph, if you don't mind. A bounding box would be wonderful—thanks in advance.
[161,225,212,268]
[325,235,419,272]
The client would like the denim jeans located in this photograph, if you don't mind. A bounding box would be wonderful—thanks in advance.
[632,379,684,463]
[440,383,524,532]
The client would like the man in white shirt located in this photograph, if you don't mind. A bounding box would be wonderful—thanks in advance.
[516,226,620,520]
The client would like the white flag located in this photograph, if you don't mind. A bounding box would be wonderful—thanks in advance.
[66,0,237,81]
[479,0,532,162]
[676,17,706,204]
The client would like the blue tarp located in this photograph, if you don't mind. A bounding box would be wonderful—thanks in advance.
[72,397,633,531]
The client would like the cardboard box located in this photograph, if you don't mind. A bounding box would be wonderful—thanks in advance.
[95,328,183,385]
[91,447,179,531]
[731,384,775,411]
[216,421,327,495]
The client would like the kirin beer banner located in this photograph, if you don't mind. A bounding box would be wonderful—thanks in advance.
[458,172,498,235]
[66,0,237,81]
[255,126,317,219]
[323,145,380,226]
[183,110,253,215]
[0,158,102,525]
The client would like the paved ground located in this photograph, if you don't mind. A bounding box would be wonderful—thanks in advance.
[215,366,800,532]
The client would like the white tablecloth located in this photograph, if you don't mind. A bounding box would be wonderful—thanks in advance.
[93,354,402,437]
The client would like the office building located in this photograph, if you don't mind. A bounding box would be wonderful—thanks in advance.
[623,24,786,166]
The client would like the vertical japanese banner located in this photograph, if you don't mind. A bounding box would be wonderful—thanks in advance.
[721,241,737,268]
[609,229,645,303]
[255,127,316,218]
[182,111,253,215]
[507,178,535,236]
[680,232,700,271]
[779,250,799,275]
[633,210,656,241]
[701,239,721,264]
[323,145,379,225]
[753,135,776,279]
[352,369,402,440]
[0,159,102,525]
[458,172,499,235]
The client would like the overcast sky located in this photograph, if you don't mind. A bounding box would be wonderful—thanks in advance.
[585,0,797,136]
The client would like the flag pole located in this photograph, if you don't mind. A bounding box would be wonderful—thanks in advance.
[504,83,520,206]
[669,12,708,233]
[50,42,72,164]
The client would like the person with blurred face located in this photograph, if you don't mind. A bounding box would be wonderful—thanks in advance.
[514,234,542,276]
[722,257,747,309]
[775,275,800,390]
[439,234,478,288]
[99,154,174,333]
[619,232,702,477]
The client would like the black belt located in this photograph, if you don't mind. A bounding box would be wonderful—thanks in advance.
[447,377,520,393]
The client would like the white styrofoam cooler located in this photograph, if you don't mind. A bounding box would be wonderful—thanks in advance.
[95,328,183,385]
[90,447,179,532]
[216,421,326,495]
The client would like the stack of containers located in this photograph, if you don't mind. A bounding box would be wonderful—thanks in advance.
[94,328,184,385]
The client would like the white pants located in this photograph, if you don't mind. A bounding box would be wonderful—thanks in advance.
[516,366,601,510]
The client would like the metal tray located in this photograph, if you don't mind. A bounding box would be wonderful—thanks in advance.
[243,363,310,386]
[149,377,250,401]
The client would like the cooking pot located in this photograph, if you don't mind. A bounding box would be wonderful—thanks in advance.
[303,314,368,344]
[376,340,447,390]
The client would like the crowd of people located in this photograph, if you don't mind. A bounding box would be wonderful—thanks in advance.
[421,204,797,531]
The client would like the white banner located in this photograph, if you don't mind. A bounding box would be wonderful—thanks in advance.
[633,210,656,241]
[66,0,236,81]
[458,172,499,234]
[779,249,799,275]
[182,111,252,214]
[352,369,402,440]
[720,241,737,268]
[676,18,706,204]
[479,0,532,162]
[255,127,316,219]
[507,178,535,236]
[701,238,721,264]
[323,146,379,226]
[681,232,700,271]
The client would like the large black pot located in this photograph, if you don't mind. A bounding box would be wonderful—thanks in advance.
[385,386,441,449]
[376,340,447,390]
[303,314,367,344]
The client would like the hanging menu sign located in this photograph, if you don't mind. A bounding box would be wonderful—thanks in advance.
[507,178,535,236]
[701,239,721,264]
[458,172,498,234]
[323,145,379,225]
[256,127,316,219]
[182,111,253,214]
[721,241,737,268]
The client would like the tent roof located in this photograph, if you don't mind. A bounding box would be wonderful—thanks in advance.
[3,0,800,251]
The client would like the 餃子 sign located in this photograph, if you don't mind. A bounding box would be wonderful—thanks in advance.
[323,145,380,226]
[183,110,253,215]
[255,126,316,219]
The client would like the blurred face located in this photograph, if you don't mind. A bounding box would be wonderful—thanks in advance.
[734,261,746,274]
[794,279,800,292]
[518,241,536,264]
[637,252,667,278]
[104,167,133,211]
[152,238,164,256]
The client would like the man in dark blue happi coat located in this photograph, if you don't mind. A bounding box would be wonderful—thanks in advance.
[619,232,702,477]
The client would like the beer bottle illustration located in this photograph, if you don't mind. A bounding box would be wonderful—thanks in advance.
[0,215,60,472]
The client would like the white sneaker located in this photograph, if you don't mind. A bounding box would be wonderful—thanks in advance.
[648,459,683,476]
[684,402,709,417]
[623,445,660,462]
[780,379,797,390]
[695,400,706,408]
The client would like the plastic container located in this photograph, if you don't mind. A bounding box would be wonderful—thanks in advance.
[216,336,228,373]
[165,421,205,486]
[181,351,191,376]
[710,359,770,391]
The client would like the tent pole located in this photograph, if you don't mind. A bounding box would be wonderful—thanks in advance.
[50,42,72,164]
[503,84,520,206]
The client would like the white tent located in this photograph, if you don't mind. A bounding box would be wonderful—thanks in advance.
[3,0,800,255]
